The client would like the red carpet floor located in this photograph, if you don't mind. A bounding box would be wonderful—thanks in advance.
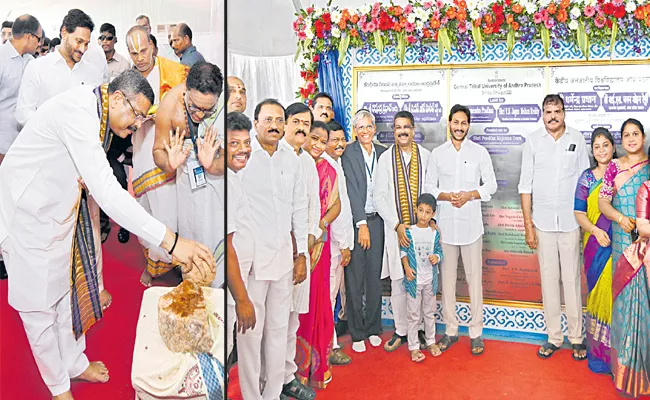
[0,230,179,400]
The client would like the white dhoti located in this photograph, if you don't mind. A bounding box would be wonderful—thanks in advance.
[238,270,293,400]
[17,291,89,396]
[285,253,310,383]
[88,196,104,292]
[132,120,177,270]
[225,259,252,359]
[329,254,344,349]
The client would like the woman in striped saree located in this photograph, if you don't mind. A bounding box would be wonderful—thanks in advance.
[574,128,616,374]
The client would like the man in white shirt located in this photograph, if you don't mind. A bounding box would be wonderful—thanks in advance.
[0,15,41,164]
[227,76,247,113]
[324,120,354,365]
[278,103,319,400]
[98,23,130,81]
[425,104,498,356]
[1,21,12,44]
[0,71,214,400]
[340,110,387,353]
[224,111,256,361]
[15,9,105,127]
[375,110,431,353]
[311,92,335,123]
[237,99,309,400]
[518,94,589,359]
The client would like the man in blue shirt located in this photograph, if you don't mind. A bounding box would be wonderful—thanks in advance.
[170,23,205,67]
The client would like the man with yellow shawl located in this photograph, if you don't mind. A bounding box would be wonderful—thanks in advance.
[374,110,431,352]
[124,25,189,286]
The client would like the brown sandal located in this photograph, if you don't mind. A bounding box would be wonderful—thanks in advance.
[410,349,425,363]
[428,343,442,357]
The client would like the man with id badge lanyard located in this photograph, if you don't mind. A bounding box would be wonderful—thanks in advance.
[152,61,226,286]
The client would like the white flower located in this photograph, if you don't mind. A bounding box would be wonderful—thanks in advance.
[570,7,582,19]
[538,0,551,8]
[331,26,341,38]
[585,0,597,6]
[361,4,371,15]
[626,1,637,13]
[477,0,487,11]
[313,8,322,17]
[416,20,424,30]
[568,20,579,30]
[524,2,537,14]
[407,13,417,24]
[331,10,342,24]
[415,8,429,21]
[470,9,480,20]
[305,21,314,40]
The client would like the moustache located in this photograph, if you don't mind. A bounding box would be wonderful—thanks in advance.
[321,113,328,117]
[335,145,344,151]
[397,133,409,138]
[233,152,250,158]
[549,119,559,124]
[295,130,306,137]
[268,128,280,134]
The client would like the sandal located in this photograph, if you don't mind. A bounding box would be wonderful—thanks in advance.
[572,343,587,361]
[438,334,458,352]
[537,342,560,359]
[428,343,442,357]
[471,337,485,356]
[410,349,425,363]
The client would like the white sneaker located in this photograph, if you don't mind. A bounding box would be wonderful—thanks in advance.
[369,335,382,347]
[352,341,367,353]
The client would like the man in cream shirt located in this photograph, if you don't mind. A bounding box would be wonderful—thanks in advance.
[425,104,497,356]
[0,71,214,400]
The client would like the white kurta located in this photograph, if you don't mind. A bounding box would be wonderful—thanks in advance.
[324,153,354,255]
[374,144,431,281]
[0,86,166,312]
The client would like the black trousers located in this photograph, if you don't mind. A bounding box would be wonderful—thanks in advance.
[99,156,128,230]
[345,214,385,342]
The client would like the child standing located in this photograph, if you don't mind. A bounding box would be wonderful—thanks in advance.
[400,193,444,362]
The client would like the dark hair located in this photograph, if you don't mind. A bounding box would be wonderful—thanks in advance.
[621,118,645,137]
[177,23,192,41]
[49,37,61,48]
[394,110,414,126]
[99,23,116,37]
[312,121,330,139]
[149,34,157,48]
[61,9,94,35]
[227,112,252,132]
[254,98,285,121]
[417,193,437,212]
[590,127,618,168]
[108,69,155,105]
[186,61,223,96]
[313,92,333,106]
[327,120,344,133]
[136,15,150,25]
[285,102,313,124]
[449,104,471,122]
[2,21,12,29]
[11,15,40,39]
[42,37,50,46]
[542,94,565,111]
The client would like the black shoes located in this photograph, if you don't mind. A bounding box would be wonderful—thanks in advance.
[117,228,130,243]
[0,260,6,280]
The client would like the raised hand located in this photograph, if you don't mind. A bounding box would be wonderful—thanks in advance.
[197,124,221,170]
[163,127,190,171]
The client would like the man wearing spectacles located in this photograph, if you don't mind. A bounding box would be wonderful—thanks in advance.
[99,23,130,81]
[36,37,50,57]
[124,24,190,287]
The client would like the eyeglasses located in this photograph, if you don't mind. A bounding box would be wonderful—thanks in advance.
[99,35,115,41]
[184,93,218,119]
[124,96,146,122]
[261,117,286,125]
[30,33,42,43]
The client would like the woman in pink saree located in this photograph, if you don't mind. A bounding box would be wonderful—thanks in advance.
[296,121,341,388]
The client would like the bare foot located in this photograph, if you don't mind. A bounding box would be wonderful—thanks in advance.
[140,268,153,287]
[53,391,74,400]
[99,290,112,311]
[73,361,109,383]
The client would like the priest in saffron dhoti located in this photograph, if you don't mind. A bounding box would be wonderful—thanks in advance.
[0,70,215,400]
[374,110,431,352]
[124,25,190,286]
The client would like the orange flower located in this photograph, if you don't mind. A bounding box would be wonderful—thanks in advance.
[512,21,520,31]
[338,20,347,30]
[351,14,360,24]
[512,4,523,14]
[556,9,567,23]
[646,15,650,27]
[393,23,402,32]
[400,16,407,27]
[506,14,514,24]
[473,16,483,27]
[457,11,467,21]
[459,0,467,8]
[430,17,441,28]
[484,14,493,24]
[394,6,403,16]
[350,28,359,37]
[342,9,351,20]
[635,7,645,20]
[483,25,493,35]
[423,28,432,38]
[446,7,458,20]
[547,3,557,15]
[560,0,570,9]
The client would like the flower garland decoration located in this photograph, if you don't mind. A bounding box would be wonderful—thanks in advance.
[293,0,650,102]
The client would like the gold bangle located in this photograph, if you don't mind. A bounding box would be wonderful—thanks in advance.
[618,215,624,224]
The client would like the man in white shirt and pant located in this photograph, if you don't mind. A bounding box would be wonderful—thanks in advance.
[518,94,589,359]
[375,110,431,352]
[324,120,354,365]
[238,99,309,400]
[0,71,214,400]
[425,104,497,356]
[278,102,319,400]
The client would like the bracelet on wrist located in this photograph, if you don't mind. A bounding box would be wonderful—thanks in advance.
[168,232,179,255]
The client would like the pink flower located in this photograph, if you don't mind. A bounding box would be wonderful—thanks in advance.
[371,2,381,18]
[533,11,544,24]
[407,35,417,44]
[405,21,416,32]
[594,15,606,27]
[612,0,624,5]
[583,5,596,17]
[367,20,377,32]
[423,1,433,9]
[458,21,468,34]
[432,9,441,19]
[306,81,316,94]
[306,7,314,14]
[436,1,444,10]
[541,9,549,20]
[544,18,555,29]
[298,31,307,40]
[441,16,449,25]
[404,5,413,15]
[293,19,303,32]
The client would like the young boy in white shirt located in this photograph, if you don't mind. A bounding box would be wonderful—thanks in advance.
[400,193,444,362]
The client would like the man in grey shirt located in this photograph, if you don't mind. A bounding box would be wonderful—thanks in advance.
[170,23,205,67]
